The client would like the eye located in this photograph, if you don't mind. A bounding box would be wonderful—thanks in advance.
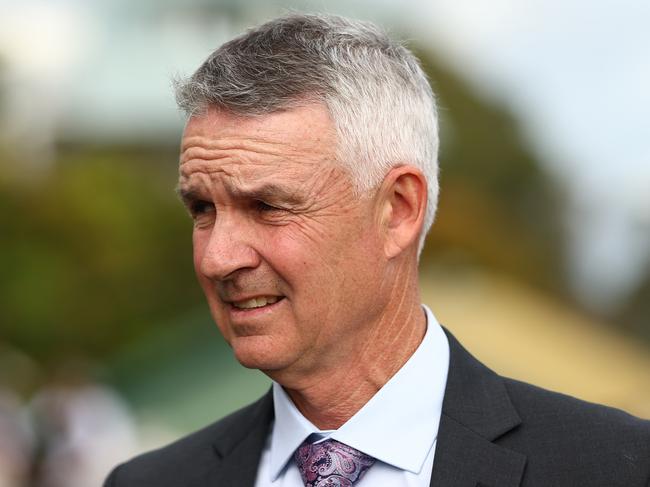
[189,200,215,217]
[255,200,283,213]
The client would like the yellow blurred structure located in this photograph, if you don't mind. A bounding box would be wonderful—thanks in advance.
[421,269,650,419]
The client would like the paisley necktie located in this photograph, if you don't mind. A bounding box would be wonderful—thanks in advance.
[293,438,375,486]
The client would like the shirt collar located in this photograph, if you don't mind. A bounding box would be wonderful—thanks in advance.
[268,305,449,480]
[269,380,322,480]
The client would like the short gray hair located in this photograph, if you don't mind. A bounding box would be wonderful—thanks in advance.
[175,13,439,253]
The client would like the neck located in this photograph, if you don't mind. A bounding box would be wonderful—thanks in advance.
[281,268,426,430]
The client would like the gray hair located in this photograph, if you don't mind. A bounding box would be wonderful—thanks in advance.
[174,13,439,254]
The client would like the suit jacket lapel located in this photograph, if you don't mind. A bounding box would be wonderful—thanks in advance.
[209,390,274,487]
[430,330,527,487]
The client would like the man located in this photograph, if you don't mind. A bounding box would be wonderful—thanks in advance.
[104,13,650,487]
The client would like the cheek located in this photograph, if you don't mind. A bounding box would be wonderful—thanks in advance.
[263,213,375,289]
[263,228,348,310]
[192,229,209,275]
[259,226,313,271]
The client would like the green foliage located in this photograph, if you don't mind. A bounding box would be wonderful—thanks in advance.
[0,147,203,364]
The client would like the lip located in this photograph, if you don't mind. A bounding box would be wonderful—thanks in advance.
[226,296,286,320]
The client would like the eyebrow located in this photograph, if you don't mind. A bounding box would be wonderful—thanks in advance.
[176,182,304,207]
[176,185,201,206]
[230,183,303,206]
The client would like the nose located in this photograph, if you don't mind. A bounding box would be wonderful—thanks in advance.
[195,217,261,281]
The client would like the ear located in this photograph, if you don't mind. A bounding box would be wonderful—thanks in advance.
[377,165,427,259]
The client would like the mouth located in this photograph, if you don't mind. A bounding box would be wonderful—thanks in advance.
[229,295,284,310]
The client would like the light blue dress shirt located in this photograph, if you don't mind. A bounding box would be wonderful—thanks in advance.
[254,305,450,486]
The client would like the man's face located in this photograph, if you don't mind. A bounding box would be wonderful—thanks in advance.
[178,104,389,381]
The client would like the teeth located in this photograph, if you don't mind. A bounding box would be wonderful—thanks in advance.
[233,296,279,309]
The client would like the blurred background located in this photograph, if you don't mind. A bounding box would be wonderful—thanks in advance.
[1,0,649,485]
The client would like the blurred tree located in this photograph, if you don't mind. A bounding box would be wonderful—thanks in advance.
[416,48,567,295]
[0,146,202,367]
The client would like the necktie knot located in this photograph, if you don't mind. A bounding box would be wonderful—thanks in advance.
[293,438,375,486]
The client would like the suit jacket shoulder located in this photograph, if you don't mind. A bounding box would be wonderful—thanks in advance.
[432,329,650,487]
[104,391,273,487]
[501,377,650,486]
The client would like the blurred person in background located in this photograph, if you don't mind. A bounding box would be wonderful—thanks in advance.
[29,363,137,487]
[104,13,650,487]
[0,389,32,487]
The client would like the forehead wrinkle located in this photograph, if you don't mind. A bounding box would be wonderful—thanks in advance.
[180,143,331,196]
[179,118,341,205]
[178,158,234,188]
[178,161,305,206]
[179,147,316,176]
[180,134,312,165]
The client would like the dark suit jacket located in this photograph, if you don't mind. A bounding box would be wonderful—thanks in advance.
[104,330,650,486]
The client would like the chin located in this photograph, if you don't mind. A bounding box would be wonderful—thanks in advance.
[230,335,294,372]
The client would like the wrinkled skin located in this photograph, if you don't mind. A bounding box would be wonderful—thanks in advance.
[179,105,389,377]
[178,104,426,428]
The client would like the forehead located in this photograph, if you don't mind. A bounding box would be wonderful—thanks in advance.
[179,105,338,190]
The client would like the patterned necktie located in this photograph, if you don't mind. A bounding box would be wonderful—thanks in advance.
[293,438,376,486]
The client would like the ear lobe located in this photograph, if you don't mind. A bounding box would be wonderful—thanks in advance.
[380,166,427,259]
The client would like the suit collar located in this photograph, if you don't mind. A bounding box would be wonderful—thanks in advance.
[430,328,527,487]
[209,390,274,486]
[440,329,522,440]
